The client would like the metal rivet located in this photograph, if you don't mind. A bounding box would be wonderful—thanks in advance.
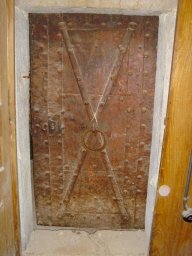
[141,107,147,113]
[42,51,48,56]
[127,107,132,113]
[117,22,122,25]
[125,159,129,164]
[129,21,137,26]
[143,90,147,94]
[128,71,133,76]
[137,189,142,193]
[58,140,62,144]
[128,27,135,31]
[137,175,142,179]
[120,96,124,101]
[58,21,66,26]
[144,52,149,58]
[118,44,122,49]
[57,156,62,160]
[124,189,128,194]
[120,47,126,53]
[34,107,40,112]
[140,142,145,146]
[138,158,143,162]
[124,176,128,180]
[57,68,63,73]
[110,75,115,81]
[56,33,62,38]
[44,140,48,144]
[145,33,150,38]
[84,22,90,26]
[57,49,63,55]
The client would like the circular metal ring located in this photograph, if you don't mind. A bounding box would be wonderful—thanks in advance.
[81,129,106,151]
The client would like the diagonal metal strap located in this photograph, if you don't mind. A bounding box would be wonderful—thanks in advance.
[59,21,135,219]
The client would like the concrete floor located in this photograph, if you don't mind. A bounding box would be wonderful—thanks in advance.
[23,229,148,256]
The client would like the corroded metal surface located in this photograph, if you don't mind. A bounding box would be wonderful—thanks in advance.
[29,14,159,229]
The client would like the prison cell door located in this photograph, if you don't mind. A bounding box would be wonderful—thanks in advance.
[30,14,158,229]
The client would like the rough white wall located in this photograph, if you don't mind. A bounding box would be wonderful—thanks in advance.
[145,11,177,240]
[15,7,33,251]
[16,0,177,15]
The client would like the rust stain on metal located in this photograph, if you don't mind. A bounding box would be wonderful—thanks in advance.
[29,14,159,229]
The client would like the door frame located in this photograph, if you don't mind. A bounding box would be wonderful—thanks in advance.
[15,0,177,251]
[0,0,20,254]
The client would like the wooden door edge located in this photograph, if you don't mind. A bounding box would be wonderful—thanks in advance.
[149,0,192,254]
[7,0,21,254]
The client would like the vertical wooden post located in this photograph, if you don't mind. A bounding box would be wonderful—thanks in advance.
[150,0,192,255]
[7,0,21,254]
[0,0,20,255]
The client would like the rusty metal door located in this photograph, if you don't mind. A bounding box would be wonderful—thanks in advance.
[30,14,158,229]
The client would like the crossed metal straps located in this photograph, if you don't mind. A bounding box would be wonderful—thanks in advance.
[59,21,136,220]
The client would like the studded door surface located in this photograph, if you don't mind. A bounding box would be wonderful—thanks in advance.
[30,14,158,229]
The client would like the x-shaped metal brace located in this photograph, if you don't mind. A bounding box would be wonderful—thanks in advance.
[59,21,136,221]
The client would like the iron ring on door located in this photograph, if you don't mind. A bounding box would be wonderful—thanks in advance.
[81,129,106,152]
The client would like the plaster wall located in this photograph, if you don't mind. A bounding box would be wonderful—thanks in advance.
[145,12,176,237]
[16,0,177,15]
[15,7,33,251]
[15,0,177,251]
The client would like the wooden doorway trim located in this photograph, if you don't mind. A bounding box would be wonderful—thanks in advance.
[7,0,20,253]
[150,0,192,254]
[0,0,20,254]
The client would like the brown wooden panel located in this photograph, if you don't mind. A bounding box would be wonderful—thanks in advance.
[150,0,192,255]
[0,0,20,255]
[30,14,158,229]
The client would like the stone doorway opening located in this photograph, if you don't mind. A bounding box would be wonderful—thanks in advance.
[15,0,177,254]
